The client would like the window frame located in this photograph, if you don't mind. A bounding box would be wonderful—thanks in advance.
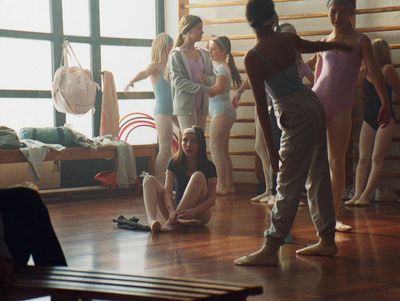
[0,0,164,137]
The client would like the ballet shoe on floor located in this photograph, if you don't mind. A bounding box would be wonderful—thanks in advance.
[335,221,352,232]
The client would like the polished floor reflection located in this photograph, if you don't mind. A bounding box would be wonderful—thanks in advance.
[45,192,400,301]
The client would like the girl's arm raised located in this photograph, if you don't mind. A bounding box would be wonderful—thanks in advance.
[290,33,351,54]
[124,63,159,93]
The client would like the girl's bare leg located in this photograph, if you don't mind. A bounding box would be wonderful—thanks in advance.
[154,114,174,183]
[356,120,396,205]
[210,113,234,195]
[326,109,352,232]
[142,175,169,232]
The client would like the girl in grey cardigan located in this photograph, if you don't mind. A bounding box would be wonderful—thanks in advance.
[167,15,216,131]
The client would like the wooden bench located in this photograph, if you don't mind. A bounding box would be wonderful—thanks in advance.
[6,266,262,301]
[0,144,157,177]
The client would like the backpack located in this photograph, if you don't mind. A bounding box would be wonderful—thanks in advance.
[0,126,22,149]
[52,40,99,115]
[19,126,76,147]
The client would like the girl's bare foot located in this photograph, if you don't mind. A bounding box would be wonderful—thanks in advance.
[150,220,161,233]
[344,197,359,206]
[251,192,271,202]
[355,198,370,206]
[296,238,337,256]
[161,221,176,232]
[234,245,279,266]
[217,185,229,195]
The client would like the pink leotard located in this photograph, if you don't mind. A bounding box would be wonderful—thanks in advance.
[312,38,362,119]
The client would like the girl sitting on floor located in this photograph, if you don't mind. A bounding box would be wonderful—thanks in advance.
[141,126,217,232]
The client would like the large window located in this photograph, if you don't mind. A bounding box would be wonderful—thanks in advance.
[0,0,162,144]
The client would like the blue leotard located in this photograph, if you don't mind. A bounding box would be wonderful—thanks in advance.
[209,64,236,119]
[152,70,173,115]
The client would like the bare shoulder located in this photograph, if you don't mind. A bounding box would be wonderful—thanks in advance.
[359,33,372,47]
[244,49,258,68]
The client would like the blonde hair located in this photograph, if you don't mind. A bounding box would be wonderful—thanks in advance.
[211,36,242,89]
[165,15,202,81]
[174,15,202,48]
[151,33,173,65]
[372,38,392,66]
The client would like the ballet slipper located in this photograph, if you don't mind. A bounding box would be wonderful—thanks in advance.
[335,221,352,232]
[234,245,279,266]
[150,220,161,233]
[296,238,337,256]
[251,192,271,202]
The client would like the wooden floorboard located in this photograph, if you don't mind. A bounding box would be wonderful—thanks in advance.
[42,192,400,301]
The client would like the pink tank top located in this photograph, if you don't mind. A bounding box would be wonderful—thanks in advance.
[312,38,362,119]
[187,57,205,110]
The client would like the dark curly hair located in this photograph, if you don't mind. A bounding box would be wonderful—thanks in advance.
[246,0,275,30]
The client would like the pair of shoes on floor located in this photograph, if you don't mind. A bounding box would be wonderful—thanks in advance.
[113,215,151,231]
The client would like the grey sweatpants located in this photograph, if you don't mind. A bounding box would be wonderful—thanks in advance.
[265,89,336,248]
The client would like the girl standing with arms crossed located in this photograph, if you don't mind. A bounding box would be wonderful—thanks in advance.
[124,33,176,183]
[207,36,242,195]
[167,15,216,131]
[312,0,391,231]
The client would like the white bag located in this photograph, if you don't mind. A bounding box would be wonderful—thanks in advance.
[52,40,99,115]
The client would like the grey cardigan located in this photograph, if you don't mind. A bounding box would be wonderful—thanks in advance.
[167,47,216,116]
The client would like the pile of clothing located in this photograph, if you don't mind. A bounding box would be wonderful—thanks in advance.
[112,215,150,232]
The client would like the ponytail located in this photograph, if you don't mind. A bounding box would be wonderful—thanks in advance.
[164,33,184,81]
[227,54,242,89]
[174,33,185,48]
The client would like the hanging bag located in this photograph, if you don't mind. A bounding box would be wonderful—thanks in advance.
[52,40,99,115]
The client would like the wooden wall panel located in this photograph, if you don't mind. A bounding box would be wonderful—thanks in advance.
[180,0,400,192]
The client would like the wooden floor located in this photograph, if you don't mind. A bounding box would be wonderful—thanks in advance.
[43,191,400,301]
